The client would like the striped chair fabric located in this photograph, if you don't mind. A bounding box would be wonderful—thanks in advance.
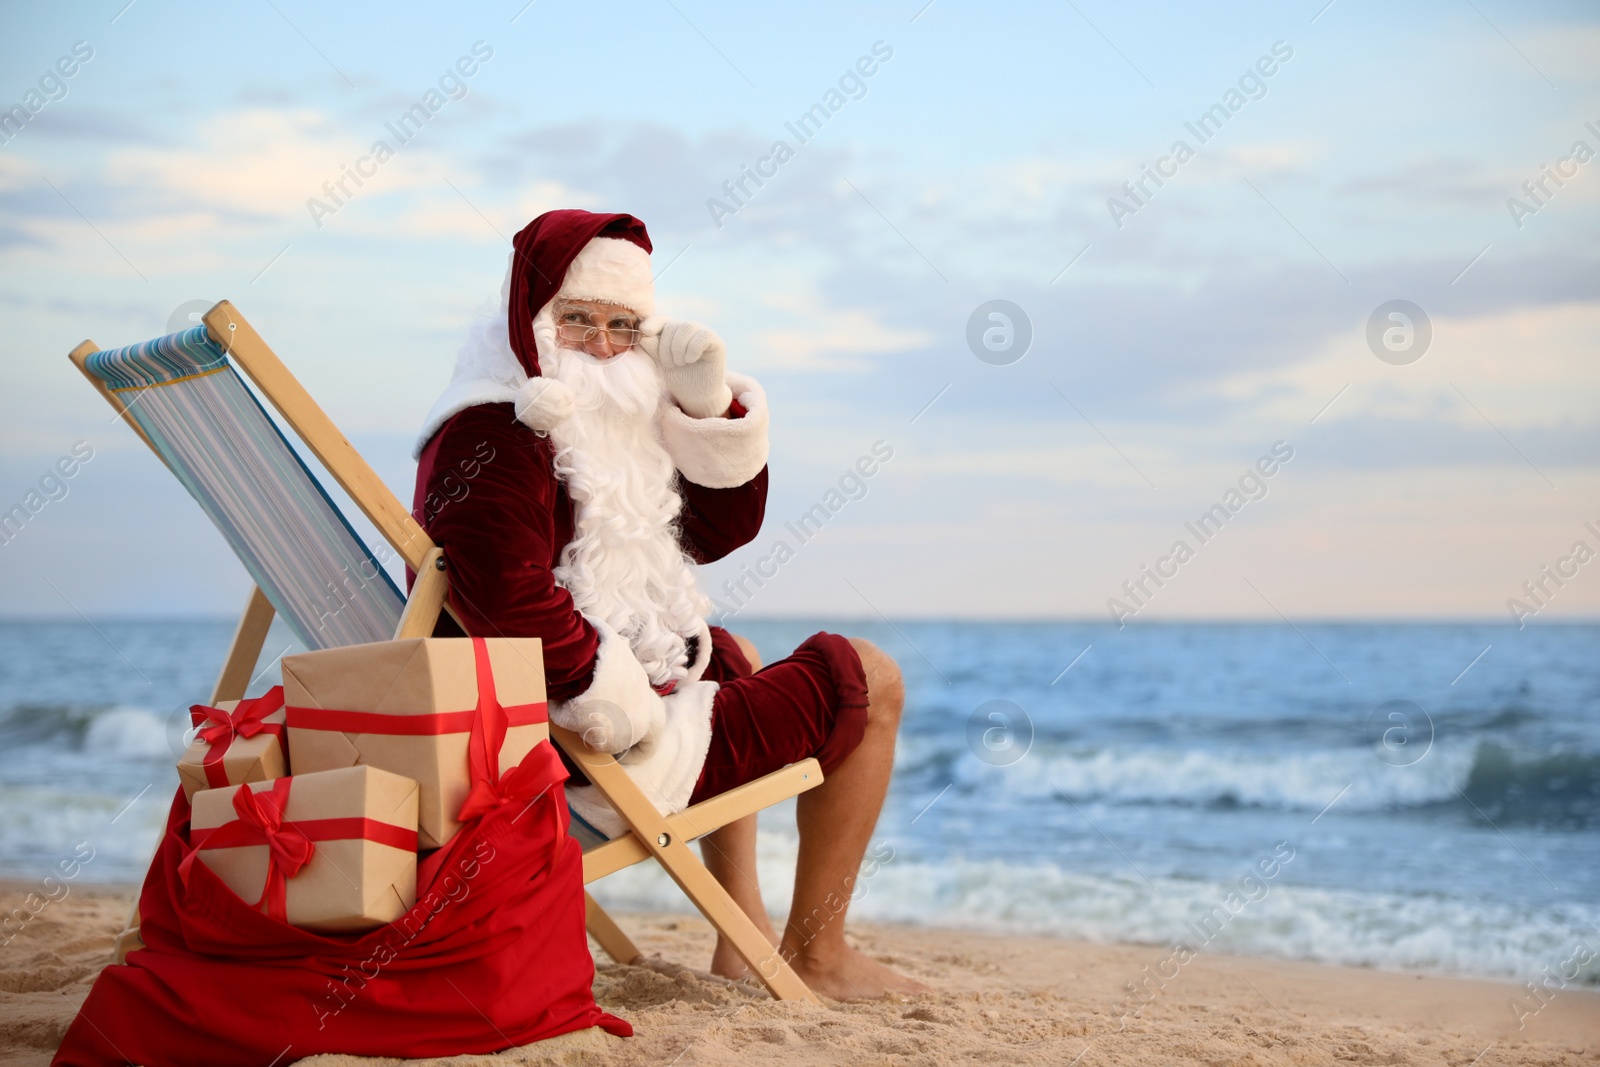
[83,326,404,650]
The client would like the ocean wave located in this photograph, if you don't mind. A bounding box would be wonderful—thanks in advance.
[84,706,174,758]
[0,703,102,746]
[985,742,1475,810]
[1460,743,1600,826]
[0,782,171,883]
[0,702,187,762]
[591,832,1600,986]
[922,740,1599,822]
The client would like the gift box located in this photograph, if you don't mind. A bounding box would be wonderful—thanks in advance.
[282,636,549,850]
[177,687,288,801]
[185,764,420,932]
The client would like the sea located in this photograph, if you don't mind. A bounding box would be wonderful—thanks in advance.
[1,618,1595,987]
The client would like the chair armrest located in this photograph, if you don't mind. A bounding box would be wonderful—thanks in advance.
[580,758,823,883]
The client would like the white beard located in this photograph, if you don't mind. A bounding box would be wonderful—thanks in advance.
[542,338,713,689]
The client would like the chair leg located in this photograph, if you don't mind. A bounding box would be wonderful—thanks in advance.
[552,725,819,1003]
[656,841,814,1001]
[211,585,276,704]
[584,892,643,964]
[109,586,277,965]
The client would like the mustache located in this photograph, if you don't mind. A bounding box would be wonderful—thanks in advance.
[549,344,665,418]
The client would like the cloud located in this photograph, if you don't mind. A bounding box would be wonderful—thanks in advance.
[11,107,172,147]
[748,289,934,372]
[0,104,605,265]
[0,223,41,251]
[1211,299,1600,435]
[475,121,762,236]
[1333,158,1512,205]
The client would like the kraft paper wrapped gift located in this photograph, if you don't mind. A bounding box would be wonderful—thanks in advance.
[177,686,287,801]
[186,764,420,933]
[282,637,548,850]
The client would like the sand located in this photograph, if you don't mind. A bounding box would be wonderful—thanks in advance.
[2,882,1595,1066]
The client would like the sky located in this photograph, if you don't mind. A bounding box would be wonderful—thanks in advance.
[1,0,1596,625]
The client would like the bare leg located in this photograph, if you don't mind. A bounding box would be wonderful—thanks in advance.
[702,808,781,979]
[779,638,929,999]
[727,632,763,676]
[704,633,781,979]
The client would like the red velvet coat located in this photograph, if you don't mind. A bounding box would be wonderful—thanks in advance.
[411,399,765,703]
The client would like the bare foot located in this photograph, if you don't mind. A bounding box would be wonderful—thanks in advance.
[709,917,783,982]
[783,941,932,1000]
[709,935,755,981]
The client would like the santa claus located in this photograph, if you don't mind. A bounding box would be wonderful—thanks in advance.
[411,209,924,999]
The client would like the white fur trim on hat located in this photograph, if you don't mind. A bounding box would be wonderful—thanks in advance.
[556,236,655,317]
[658,371,770,488]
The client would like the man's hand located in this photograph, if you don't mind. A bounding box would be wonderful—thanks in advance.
[639,318,735,419]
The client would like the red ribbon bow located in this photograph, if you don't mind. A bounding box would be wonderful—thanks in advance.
[191,686,285,744]
[179,777,314,922]
[189,687,285,789]
[457,742,567,822]
[455,638,568,823]
[234,778,315,920]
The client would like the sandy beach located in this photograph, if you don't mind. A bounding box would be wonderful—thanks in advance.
[2,882,1595,1066]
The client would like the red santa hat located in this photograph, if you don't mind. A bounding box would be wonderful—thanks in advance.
[506,209,654,380]
[414,210,666,446]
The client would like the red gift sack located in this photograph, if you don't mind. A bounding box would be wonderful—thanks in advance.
[54,642,630,1067]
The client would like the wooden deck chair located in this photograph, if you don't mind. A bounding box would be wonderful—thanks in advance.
[70,300,822,1002]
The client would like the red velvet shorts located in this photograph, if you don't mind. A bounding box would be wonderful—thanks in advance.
[687,627,869,805]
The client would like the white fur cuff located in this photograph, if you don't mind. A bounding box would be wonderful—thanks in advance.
[565,679,718,839]
[549,615,663,754]
[658,371,770,489]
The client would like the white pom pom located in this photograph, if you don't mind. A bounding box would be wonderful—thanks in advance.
[514,376,574,432]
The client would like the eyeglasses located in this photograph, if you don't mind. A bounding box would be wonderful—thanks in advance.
[556,321,640,349]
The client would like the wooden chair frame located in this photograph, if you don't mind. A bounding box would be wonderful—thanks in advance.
[70,301,822,1003]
